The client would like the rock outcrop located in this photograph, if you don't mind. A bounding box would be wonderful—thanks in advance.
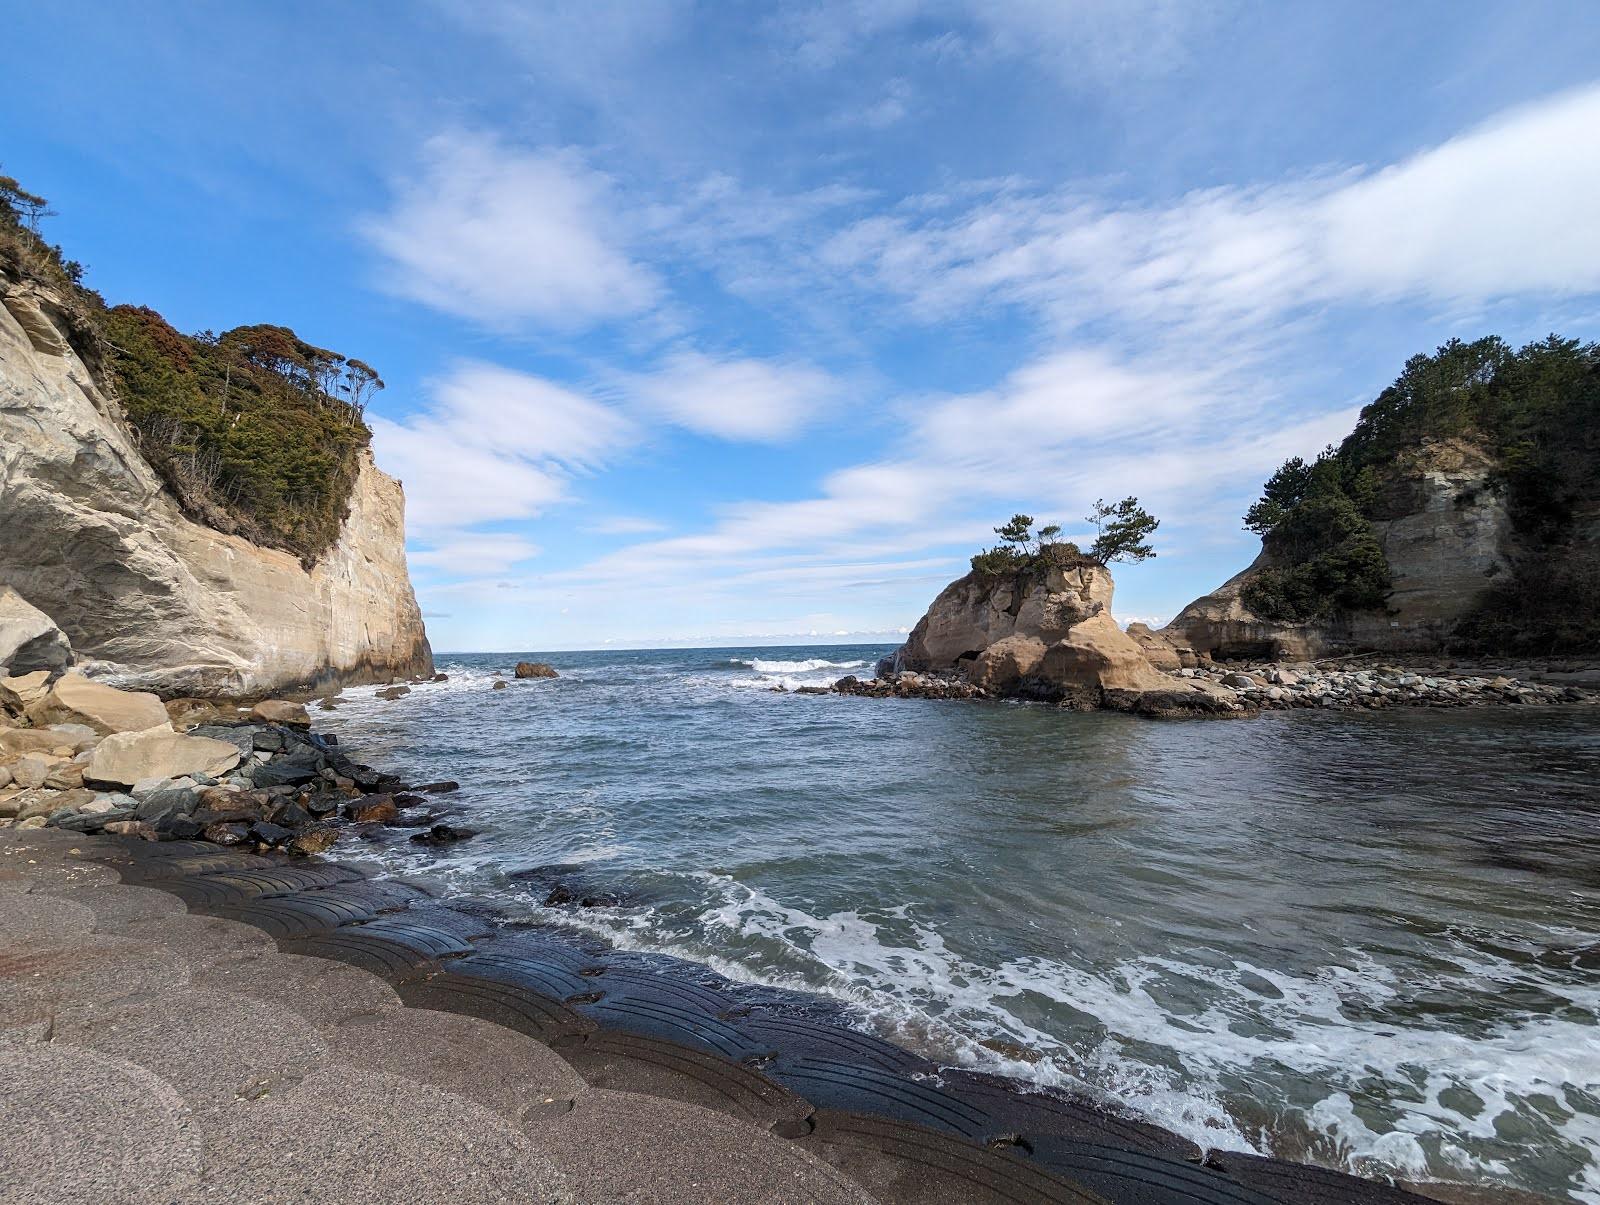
[1162,440,1519,660]
[0,586,72,674]
[0,276,432,696]
[883,549,1240,716]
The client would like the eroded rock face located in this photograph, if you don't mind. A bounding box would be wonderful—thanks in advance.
[1162,440,1516,659]
[0,586,72,674]
[891,557,1239,716]
[900,551,1113,670]
[0,278,432,696]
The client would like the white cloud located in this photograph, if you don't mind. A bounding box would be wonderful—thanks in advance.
[362,133,657,328]
[372,359,635,532]
[622,350,841,441]
[821,83,1600,336]
[410,532,542,575]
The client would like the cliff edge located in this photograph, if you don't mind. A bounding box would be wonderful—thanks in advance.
[0,263,431,697]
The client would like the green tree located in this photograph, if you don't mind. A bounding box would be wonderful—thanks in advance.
[1086,497,1159,564]
[1243,456,1311,535]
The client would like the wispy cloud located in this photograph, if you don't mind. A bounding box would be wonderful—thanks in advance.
[619,350,842,442]
[373,359,635,537]
[361,132,658,329]
[820,84,1600,337]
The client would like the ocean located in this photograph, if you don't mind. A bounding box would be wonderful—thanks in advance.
[316,644,1600,1202]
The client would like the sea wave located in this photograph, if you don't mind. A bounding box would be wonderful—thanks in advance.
[729,657,868,674]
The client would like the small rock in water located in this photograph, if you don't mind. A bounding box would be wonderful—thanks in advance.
[492,680,508,691]
[416,780,460,794]
[376,685,410,701]
[410,823,477,846]
[343,796,399,824]
[513,661,558,679]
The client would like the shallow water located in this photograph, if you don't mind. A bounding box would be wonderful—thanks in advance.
[318,645,1600,1201]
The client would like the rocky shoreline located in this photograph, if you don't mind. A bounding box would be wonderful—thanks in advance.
[811,657,1598,715]
[0,670,478,855]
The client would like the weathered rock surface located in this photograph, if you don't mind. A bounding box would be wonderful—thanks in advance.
[24,672,169,734]
[882,552,1241,717]
[0,585,72,673]
[513,661,559,679]
[0,669,52,711]
[0,279,432,696]
[1163,439,1522,659]
[86,727,243,788]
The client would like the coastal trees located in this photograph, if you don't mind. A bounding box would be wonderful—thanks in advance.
[1085,497,1159,564]
[1240,333,1600,645]
[970,502,1159,575]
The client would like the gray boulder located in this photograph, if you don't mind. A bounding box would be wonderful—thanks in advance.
[0,586,72,674]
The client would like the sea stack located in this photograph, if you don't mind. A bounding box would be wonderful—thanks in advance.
[880,545,1240,716]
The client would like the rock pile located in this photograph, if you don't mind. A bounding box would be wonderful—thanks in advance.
[826,673,986,700]
[1178,662,1594,710]
[0,672,466,853]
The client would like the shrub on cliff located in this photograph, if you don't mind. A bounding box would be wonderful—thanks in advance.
[2,172,377,568]
[1244,334,1600,644]
[103,307,376,565]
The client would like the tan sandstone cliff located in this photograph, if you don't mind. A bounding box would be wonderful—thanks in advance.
[0,279,431,696]
[1161,439,1513,660]
[888,548,1240,716]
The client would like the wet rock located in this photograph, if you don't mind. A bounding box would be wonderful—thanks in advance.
[513,661,558,679]
[272,801,314,829]
[492,680,507,691]
[203,822,249,845]
[410,823,477,846]
[431,673,449,682]
[249,820,293,847]
[288,826,340,856]
[343,796,399,824]
[376,685,410,700]
[155,815,204,840]
[303,794,342,818]
[415,781,459,794]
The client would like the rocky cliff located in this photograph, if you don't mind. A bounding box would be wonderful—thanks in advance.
[0,278,432,696]
[887,548,1240,716]
[1165,440,1515,659]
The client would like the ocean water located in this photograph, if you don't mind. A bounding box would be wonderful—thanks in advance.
[317,645,1600,1202]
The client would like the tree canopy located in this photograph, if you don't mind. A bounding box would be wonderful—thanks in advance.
[969,502,1159,576]
[1242,334,1600,648]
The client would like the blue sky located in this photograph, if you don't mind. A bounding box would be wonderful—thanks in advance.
[8,2,1600,651]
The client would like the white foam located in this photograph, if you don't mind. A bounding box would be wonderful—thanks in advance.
[741,658,867,674]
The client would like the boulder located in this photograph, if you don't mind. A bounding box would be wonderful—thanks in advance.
[288,826,339,856]
[344,796,399,824]
[492,680,508,690]
[0,669,52,713]
[376,685,410,700]
[0,728,65,757]
[0,586,72,674]
[12,752,57,789]
[43,760,86,790]
[1124,623,1186,672]
[250,699,311,728]
[86,726,242,789]
[26,673,168,735]
[411,823,477,846]
[513,661,558,679]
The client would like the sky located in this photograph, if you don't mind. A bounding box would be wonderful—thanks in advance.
[7,1,1600,651]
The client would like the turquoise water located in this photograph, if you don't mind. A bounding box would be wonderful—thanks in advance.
[319,645,1600,1201]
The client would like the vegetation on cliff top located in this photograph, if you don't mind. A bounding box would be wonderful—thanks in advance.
[1244,335,1600,651]
[970,501,1159,576]
[1,171,378,566]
